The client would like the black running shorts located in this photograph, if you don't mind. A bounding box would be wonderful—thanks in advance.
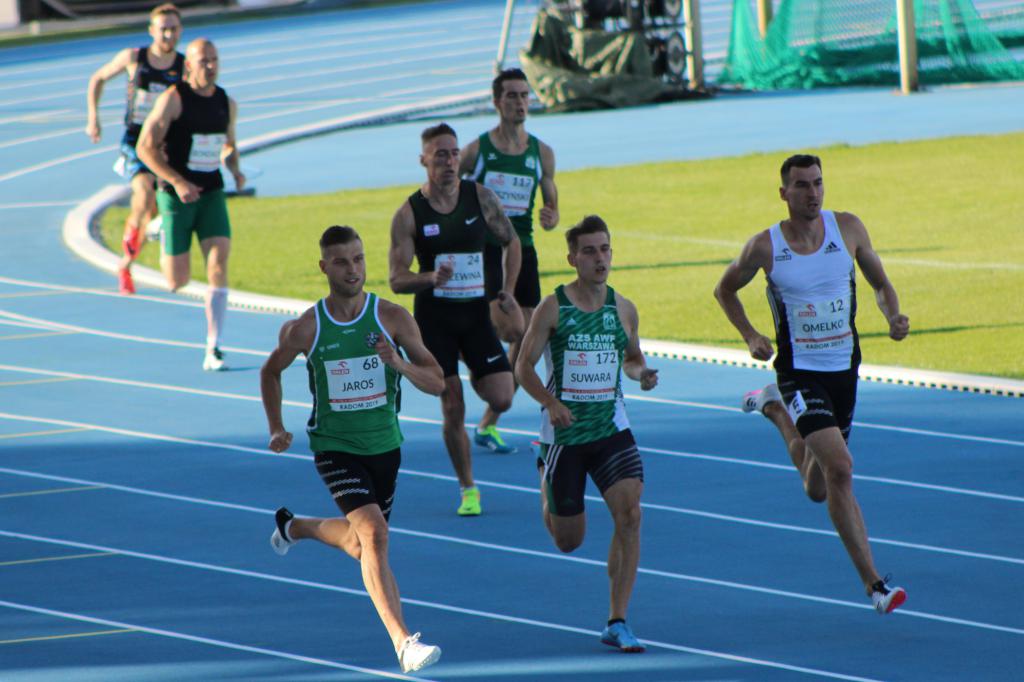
[413,296,511,379]
[314,448,401,520]
[777,368,859,442]
[539,429,643,517]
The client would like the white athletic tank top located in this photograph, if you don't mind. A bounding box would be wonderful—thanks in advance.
[766,210,860,372]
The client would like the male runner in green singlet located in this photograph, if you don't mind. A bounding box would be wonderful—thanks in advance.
[460,68,559,454]
[261,225,444,674]
[515,215,658,652]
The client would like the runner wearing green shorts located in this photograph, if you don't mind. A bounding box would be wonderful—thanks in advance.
[515,215,658,653]
[137,38,243,371]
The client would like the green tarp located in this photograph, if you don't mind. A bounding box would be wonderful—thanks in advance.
[519,7,682,111]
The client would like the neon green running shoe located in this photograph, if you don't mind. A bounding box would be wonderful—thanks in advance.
[457,486,482,516]
[474,425,517,453]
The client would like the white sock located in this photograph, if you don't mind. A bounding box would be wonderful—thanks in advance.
[205,286,228,350]
[283,518,294,542]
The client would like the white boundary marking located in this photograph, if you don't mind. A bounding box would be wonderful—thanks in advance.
[1,512,1021,643]
[0,539,885,682]
[2,411,1023,564]
[59,192,1024,399]
[0,599,433,681]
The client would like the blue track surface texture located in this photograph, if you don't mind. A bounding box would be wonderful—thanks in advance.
[1,1,1022,680]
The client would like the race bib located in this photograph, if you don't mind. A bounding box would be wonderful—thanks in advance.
[130,84,166,125]
[187,133,226,173]
[483,171,535,217]
[323,355,386,411]
[561,349,619,402]
[788,295,853,354]
[433,252,484,299]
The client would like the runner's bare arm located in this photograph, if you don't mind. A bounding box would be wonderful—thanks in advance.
[838,212,910,341]
[221,97,245,190]
[260,311,315,453]
[377,301,444,395]
[538,140,559,230]
[86,48,134,142]
[714,230,775,360]
[619,295,658,390]
[388,202,449,293]
[478,184,522,295]
[515,295,573,426]
[136,86,201,202]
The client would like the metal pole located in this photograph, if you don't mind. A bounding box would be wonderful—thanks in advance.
[494,0,517,74]
[896,0,918,93]
[756,0,773,38]
[684,0,705,89]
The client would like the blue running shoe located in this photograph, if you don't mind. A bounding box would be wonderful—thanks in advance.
[600,621,645,653]
[474,425,517,453]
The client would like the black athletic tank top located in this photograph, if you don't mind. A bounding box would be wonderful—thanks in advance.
[124,47,185,146]
[162,82,230,194]
[409,180,489,305]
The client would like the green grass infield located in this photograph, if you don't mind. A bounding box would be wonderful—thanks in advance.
[101,132,1024,379]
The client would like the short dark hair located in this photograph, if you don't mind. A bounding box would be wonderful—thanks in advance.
[492,68,529,100]
[421,122,457,145]
[320,225,360,250]
[780,154,822,185]
[565,215,610,252]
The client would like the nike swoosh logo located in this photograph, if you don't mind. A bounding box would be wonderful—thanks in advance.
[466,216,478,225]
[486,354,502,363]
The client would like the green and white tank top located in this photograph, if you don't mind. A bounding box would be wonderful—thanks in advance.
[470,132,541,247]
[539,285,629,446]
[306,293,403,455]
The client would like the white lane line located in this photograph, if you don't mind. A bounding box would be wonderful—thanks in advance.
[0,314,269,357]
[0,535,887,681]
[3,522,1021,645]
[2,414,1022,566]
[0,200,82,208]
[0,276,286,313]
[0,330,77,342]
[0,144,116,183]
[0,361,1020,503]
[0,75,485,183]
[0,308,1018,453]
[0,600,434,681]
[0,4,490,80]
[0,119,120,150]
[0,20,509,104]
[624,393,1024,448]
[0,108,75,125]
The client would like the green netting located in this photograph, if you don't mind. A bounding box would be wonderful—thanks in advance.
[719,0,1024,89]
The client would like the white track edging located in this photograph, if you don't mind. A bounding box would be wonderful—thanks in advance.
[61,100,1024,398]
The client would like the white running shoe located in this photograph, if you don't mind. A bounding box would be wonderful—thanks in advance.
[741,383,782,414]
[270,507,295,556]
[144,215,163,242]
[871,577,907,614]
[203,347,227,371]
[398,632,441,673]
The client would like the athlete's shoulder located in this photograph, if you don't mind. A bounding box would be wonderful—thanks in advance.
[282,307,317,348]
[832,210,866,230]
[741,228,773,264]
[613,289,638,319]
[376,297,412,322]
